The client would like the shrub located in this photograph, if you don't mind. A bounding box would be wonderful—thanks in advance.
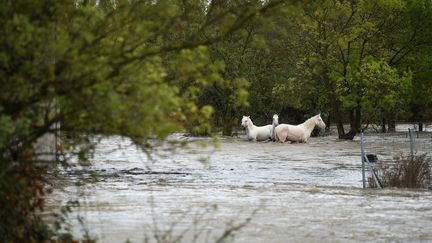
[369,154,431,189]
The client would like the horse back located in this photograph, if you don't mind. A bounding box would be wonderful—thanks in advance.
[275,124,305,142]
[254,124,272,141]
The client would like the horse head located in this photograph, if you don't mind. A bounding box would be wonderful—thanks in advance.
[315,114,326,129]
[272,114,279,126]
[241,116,250,128]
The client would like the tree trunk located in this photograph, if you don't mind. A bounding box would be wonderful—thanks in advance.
[418,114,424,132]
[333,108,345,139]
[354,103,361,132]
[325,114,331,133]
[340,129,357,140]
[336,121,345,139]
[340,117,357,139]
[222,123,232,136]
[381,118,387,133]
[335,116,358,140]
[339,105,361,140]
[222,107,234,136]
[387,120,396,132]
[332,102,346,139]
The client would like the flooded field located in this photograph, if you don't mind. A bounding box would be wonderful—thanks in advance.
[46,129,432,242]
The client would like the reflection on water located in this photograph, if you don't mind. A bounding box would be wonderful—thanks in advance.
[46,133,432,242]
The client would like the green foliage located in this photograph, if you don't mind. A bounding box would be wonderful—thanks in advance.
[1,0,431,240]
[0,163,55,242]
[206,3,301,128]
[354,59,412,123]
[0,0,285,241]
[267,0,432,137]
[197,0,432,136]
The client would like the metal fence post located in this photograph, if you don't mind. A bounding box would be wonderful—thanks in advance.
[360,131,382,188]
[409,128,415,158]
[364,153,383,188]
[360,132,366,189]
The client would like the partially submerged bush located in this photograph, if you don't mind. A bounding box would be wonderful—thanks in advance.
[369,154,431,189]
[0,163,52,242]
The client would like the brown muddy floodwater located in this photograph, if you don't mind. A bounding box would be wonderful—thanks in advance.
[46,129,432,243]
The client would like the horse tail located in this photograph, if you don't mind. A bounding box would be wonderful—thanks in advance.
[274,127,281,142]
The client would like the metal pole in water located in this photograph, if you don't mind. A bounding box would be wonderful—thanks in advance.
[413,130,416,156]
[360,132,366,189]
[409,128,415,158]
[364,153,383,188]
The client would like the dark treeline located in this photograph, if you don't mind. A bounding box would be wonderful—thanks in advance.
[205,0,432,138]
[1,0,432,241]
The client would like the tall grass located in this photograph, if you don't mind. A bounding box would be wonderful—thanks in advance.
[369,154,431,189]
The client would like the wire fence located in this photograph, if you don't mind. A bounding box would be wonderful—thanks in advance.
[360,126,432,189]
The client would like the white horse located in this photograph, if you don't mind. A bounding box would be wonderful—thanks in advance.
[274,114,326,143]
[241,114,279,141]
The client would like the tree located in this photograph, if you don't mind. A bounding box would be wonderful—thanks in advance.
[392,0,432,131]
[207,2,305,134]
[349,59,412,132]
[0,0,284,241]
[272,0,430,139]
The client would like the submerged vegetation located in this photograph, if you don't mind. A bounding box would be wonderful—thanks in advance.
[369,155,431,189]
[1,0,432,241]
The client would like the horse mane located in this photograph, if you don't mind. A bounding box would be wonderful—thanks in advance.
[271,115,279,141]
[272,114,279,126]
[246,117,254,129]
[302,115,317,131]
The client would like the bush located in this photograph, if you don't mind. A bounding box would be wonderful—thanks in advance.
[0,163,53,242]
[369,154,431,189]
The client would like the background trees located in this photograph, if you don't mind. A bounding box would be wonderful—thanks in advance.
[225,0,432,138]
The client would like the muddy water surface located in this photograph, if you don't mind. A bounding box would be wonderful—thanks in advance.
[47,133,432,242]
